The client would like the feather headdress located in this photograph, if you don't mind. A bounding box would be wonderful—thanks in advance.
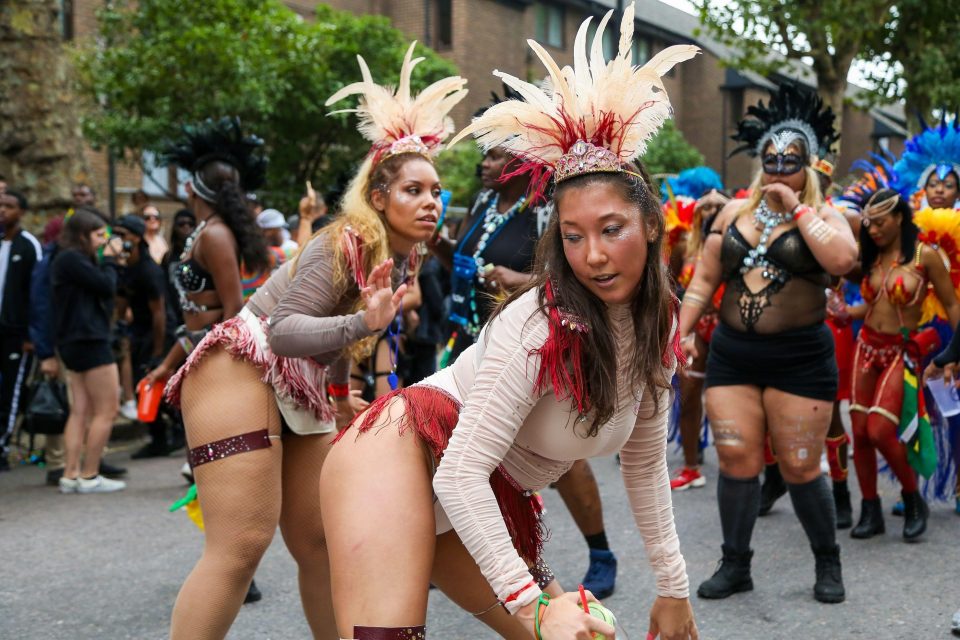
[838,150,899,210]
[325,42,468,166]
[663,166,724,202]
[893,114,960,202]
[730,82,839,160]
[163,116,267,202]
[448,2,699,200]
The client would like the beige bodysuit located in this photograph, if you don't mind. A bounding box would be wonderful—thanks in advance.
[427,288,689,614]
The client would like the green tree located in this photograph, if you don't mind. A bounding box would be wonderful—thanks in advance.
[693,0,897,150]
[858,0,960,129]
[642,121,705,177]
[434,144,482,209]
[76,0,458,213]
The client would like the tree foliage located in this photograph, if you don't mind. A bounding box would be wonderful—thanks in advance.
[858,0,960,128]
[75,0,458,213]
[434,144,482,209]
[692,0,897,149]
[642,121,705,177]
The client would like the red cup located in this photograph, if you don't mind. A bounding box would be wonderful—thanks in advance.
[136,377,166,422]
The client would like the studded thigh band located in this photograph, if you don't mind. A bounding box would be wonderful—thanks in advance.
[353,627,425,639]
[187,429,272,468]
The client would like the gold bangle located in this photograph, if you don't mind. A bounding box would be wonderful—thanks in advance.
[683,292,708,308]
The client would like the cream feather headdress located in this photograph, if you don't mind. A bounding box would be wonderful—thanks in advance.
[326,42,468,166]
[448,2,698,198]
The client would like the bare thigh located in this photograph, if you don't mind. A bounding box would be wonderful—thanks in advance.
[82,363,120,418]
[320,398,436,633]
[704,385,767,478]
[763,388,832,483]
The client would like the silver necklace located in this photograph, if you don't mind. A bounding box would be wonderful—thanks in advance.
[741,201,794,282]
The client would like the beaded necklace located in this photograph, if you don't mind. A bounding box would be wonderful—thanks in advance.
[740,200,794,283]
[456,192,527,336]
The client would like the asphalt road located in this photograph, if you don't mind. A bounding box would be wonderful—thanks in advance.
[1,435,957,639]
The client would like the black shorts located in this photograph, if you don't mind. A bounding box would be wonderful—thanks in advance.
[58,340,116,373]
[706,322,838,402]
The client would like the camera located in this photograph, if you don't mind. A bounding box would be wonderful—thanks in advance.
[121,240,133,253]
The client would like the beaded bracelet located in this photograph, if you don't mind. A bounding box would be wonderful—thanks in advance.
[534,592,551,640]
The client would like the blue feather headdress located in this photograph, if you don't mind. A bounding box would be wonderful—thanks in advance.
[662,166,724,202]
[893,114,960,199]
[838,149,899,209]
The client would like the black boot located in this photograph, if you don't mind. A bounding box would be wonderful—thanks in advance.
[758,463,787,516]
[697,545,753,599]
[850,497,885,539]
[812,545,845,603]
[833,481,853,530]
[243,579,262,604]
[901,490,929,542]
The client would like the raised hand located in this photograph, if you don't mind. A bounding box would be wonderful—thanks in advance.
[760,183,801,213]
[361,258,408,332]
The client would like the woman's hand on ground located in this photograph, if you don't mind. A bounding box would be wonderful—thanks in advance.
[648,596,698,640]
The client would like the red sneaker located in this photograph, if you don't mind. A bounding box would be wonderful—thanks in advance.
[670,467,706,491]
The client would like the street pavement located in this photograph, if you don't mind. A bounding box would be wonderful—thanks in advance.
[1,435,957,639]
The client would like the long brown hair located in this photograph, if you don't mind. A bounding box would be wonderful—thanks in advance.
[60,207,108,256]
[495,167,675,436]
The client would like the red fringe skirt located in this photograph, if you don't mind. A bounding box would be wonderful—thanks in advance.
[165,310,335,423]
[333,385,546,563]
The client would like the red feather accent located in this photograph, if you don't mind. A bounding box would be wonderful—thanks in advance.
[533,279,590,415]
[664,296,687,368]
[341,228,366,289]
[334,386,546,562]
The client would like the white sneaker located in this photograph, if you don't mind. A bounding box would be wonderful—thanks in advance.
[59,477,79,494]
[181,462,194,484]
[77,475,126,493]
[119,400,139,421]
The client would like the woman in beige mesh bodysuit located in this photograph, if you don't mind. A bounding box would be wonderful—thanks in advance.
[321,8,700,639]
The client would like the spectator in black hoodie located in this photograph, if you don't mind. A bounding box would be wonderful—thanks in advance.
[51,207,126,494]
[0,190,42,470]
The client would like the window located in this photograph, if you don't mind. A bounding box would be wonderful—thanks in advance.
[534,3,564,48]
[632,37,650,65]
[59,0,74,40]
[434,0,452,50]
[586,20,615,61]
[141,150,189,198]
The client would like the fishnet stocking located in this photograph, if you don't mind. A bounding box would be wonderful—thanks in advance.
[170,347,283,640]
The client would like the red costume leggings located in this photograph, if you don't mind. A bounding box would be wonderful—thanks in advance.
[850,326,918,499]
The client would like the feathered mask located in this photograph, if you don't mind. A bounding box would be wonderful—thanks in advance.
[730,82,839,161]
[325,42,468,167]
[448,2,699,201]
[163,116,267,202]
[893,114,960,198]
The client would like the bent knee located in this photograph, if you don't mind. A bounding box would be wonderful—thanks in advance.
[717,448,764,478]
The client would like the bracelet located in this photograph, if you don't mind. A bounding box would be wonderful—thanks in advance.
[792,204,813,221]
[504,580,536,604]
[682,292,708,309]
[534,592,551,640]
[328,383,351,399]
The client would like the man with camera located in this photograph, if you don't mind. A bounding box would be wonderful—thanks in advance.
[112,215,178,458]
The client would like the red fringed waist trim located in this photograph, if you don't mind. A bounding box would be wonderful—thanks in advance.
[334,384,546,562]
[165,311,335,423]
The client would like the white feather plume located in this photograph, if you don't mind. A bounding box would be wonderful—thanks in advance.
[326,41,468,154]
[448,2,699,168]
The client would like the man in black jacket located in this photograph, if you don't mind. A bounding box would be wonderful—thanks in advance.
[0,190,42,470]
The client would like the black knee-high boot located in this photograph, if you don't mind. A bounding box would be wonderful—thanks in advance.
[787,477,845,603]
[697,474,759,599]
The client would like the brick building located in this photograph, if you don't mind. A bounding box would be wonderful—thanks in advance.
[66,0,905,212]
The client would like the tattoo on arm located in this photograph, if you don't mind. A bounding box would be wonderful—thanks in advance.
[805,215,838,245]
